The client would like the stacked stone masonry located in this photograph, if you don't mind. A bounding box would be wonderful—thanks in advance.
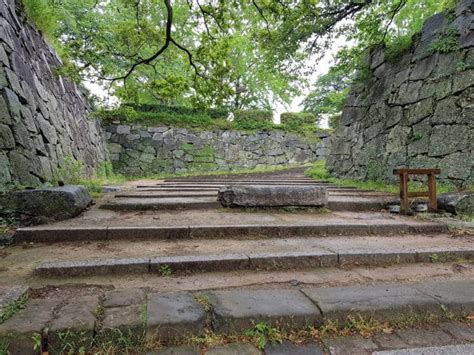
[0,0,108,187]
[328,0,474,187]
[105,124,331,176]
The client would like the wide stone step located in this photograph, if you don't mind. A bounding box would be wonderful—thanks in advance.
[1,280,471,354]
[33,234,473,277]
[99,195,391,212]
[164,179,319,183]
[100,197,220,211]
[15,218,447,243]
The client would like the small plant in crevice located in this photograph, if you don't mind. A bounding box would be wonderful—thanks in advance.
[430,27,460,54]
[32,333,42,352]
[429,253,439,263]
[0,292,29,324]
[194,295,213,313]
[243,322,283,350]
[159,264,173,277]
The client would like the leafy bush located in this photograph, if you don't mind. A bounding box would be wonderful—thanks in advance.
[94,106,233,130]
[234,109,273,122]
[280,112,317,126]
[127,104,229,120]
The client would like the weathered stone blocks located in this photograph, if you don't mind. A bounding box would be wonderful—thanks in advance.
[218,185,328,208]
[0,1,108,187]
[328,5,474,187]
[12,185,92,223]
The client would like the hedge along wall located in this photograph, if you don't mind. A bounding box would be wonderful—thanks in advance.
[327,1,473,187]
[105,124,332,176]
[0,0,108,187]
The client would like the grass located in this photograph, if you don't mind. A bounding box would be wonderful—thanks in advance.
[305,161,459,195]
[0,291,29,324]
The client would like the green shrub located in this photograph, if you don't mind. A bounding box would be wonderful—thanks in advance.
[127,103,229,120]
[93,106,233,130]
[234,109,273,123]
[280,112,317,126]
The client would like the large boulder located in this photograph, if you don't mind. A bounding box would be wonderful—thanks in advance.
[11,185,92,224]
[218,185,328,208]
[437,192,474,216]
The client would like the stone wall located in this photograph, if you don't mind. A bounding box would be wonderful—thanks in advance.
[0,0,108,187]
[328,0,473,187]
[106,124,331,176]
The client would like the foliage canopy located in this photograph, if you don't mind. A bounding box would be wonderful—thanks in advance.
[22,0,458,115]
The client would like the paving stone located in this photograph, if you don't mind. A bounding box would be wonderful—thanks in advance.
[0,286,28,317]
[372,333,409,350]
[302,284,441,323]
[0,298,60,355]
[395,328,456,347]
[373,344,474,355]
[208,289,322,333]
[414,280,474,314]
[103,289,146,308]
[102,304,145,340]
[146,292,206,342]
[324,335,378,355]
[205,343,261,354]
[148,345,199,354]
[265,341,324,354]
[49,295,99,352]
[439,322,474,342]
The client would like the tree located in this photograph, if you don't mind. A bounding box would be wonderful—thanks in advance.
[23,0,458,112]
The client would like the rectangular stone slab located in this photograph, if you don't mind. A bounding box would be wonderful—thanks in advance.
[218,185,328,207]
[207,289,322,333]
[302,284,443,323]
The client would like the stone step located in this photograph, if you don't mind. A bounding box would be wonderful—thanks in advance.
[0,281,472,354]
[100,195,391,212]
[163,180,321,184]
[136,186,374,192]
[15,217,447,243]
[33,234,473,277]
[100,197,220,211]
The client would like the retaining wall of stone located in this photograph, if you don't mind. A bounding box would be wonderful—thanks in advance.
[105,124,331,176]
[0,0,108,187]
[327,0,473,187]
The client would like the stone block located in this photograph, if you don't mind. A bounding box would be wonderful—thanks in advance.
[265,341,324,355]
[49,295,99,353]
[324,335,378,355]
[439,322,474,342]
[13,185,91,222]
[146,292,206,342]
[218,185,327,208]
[104,289,146,308]
[0,123,14,148]
[428,125,469,157]
[0,298,60,355]
[302,284,441,323]
[102,304,145,338]
[208,289,322,333]
[414,280,474,314]
[206,343,261,355]
[0,95,12,125]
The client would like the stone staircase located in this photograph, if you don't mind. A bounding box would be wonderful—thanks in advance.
[1,167,473,354]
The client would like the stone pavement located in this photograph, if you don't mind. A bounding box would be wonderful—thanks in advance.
[149,321,474,354]
[0,281,473,354]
